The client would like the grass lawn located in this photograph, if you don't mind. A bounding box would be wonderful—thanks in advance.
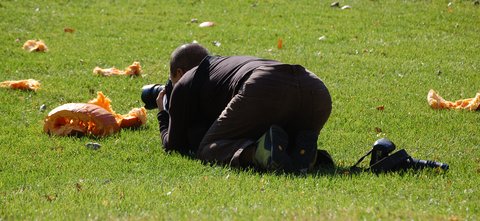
[1,0,479,220]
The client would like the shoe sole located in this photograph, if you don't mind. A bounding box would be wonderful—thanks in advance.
[264,125,293,171]
[292,131,318,170]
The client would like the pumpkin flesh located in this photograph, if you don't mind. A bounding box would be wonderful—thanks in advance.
[0,79,40,91]
[428,89,480,111]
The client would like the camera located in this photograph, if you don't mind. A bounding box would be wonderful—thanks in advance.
[369,138,397,166]
[141,80,173,110]
[141,84,164,110]
[352,138,449,173]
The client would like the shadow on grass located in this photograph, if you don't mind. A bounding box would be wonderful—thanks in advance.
[228,164,448,179]
[244,165,366,178]
[169,150,449,178]
[173,148,369,178]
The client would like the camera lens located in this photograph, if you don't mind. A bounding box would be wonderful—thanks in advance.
[407,158,449,170]
[141,84,164,110]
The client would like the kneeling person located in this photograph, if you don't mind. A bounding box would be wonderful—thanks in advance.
[156,43,332,172]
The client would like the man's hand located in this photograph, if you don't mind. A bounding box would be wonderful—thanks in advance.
[156,89,166,112]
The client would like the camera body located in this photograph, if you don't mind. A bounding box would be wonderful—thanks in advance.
[369,138,396,166]
[368,138,449,172]
[352,138,449,173]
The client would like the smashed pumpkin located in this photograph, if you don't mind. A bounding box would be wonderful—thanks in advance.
[44,92,147,137]
[93,62,142,76]
[23,40,48,52]
[43,103,120,136]
[427,89,480,111]
[0,79,41,91]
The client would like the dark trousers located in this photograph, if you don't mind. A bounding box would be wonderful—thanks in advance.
[197,64,332,167]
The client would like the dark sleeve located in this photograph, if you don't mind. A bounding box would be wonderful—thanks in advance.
[163,79,173,111]
[157,82,190,154]
[157,110,170,146]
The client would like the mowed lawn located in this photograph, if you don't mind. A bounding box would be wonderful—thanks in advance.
[1,0,479,220]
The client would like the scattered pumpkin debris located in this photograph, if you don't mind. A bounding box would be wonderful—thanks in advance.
[427,89,480,111]
[22,40,48,52]
[43,92,147,137]
[0,79,41,91]
[93,62,142,76]
[277,38,283,49]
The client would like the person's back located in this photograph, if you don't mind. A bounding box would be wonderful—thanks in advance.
[160,54,281,154]
[182,55,282,123]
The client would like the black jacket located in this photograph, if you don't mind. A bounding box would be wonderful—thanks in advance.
[157,55,281,155]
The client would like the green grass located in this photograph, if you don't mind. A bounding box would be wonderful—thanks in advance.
[1,0,479,220]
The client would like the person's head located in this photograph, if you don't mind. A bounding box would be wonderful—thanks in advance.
[169,43,209,85]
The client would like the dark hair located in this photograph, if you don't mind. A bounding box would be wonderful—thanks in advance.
[169,43,209,76]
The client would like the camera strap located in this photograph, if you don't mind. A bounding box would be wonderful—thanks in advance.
[351,148,413,173]
[350,149,373,170]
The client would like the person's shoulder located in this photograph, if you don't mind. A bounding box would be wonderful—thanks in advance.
[177,66,199,86]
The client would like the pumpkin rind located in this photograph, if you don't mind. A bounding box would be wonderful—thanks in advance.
[43,103,120,136]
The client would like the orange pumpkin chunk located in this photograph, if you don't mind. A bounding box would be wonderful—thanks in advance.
[43,103,120,137]
[44,92,147,137]
[87,91,147,127]
[119,107,147,128]
[0,79,40,91]
[93,62,142,76]
[427,89,480,111]
[22,40,48,52]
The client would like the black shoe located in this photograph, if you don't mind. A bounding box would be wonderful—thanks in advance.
[254,125,293,171]
[291,130,319,171]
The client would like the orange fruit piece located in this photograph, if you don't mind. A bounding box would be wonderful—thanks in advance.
[427,89,480,111]
[0,79,40,91]
[22,40,48,52]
